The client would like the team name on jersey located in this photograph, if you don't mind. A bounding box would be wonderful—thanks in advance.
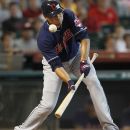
[55,29,73,53]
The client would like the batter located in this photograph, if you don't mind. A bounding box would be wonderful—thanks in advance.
[14,1,119,130]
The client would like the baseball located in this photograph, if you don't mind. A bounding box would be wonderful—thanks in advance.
[49,24,57,32]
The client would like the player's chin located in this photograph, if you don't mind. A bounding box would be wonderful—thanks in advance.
[53,19,62,27]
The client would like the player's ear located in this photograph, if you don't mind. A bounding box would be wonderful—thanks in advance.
[45,17,49,21]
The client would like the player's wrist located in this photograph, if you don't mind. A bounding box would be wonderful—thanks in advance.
[67,80,74,85]
[80,60,87,63]
[80,60,90,65]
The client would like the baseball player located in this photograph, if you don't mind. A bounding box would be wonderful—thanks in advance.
[14,1,119,130]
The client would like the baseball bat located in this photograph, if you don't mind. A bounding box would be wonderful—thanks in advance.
[55,53,98,118]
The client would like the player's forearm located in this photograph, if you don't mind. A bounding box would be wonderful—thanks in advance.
[55,67,71,83]
[80,38,90,61]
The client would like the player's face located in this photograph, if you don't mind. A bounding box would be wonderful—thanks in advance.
[46,13,63,27]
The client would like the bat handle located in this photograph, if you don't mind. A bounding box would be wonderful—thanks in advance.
[90,53,98,64]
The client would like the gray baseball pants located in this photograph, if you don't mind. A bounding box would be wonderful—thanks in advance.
[14,52,119,130]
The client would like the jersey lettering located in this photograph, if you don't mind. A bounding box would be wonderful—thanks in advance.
[55,29,73,53]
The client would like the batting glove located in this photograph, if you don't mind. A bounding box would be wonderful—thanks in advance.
[80,60,90,77]
[67,80,75,91]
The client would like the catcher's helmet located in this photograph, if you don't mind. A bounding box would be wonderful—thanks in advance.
[41,0,63,17]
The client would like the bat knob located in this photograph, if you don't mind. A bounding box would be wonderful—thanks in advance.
[55,113,61,119]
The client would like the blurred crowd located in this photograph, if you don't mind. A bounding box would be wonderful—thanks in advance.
[0,0,130,70]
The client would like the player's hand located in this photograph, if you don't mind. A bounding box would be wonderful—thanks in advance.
[80,60,90,77]
[67,80,75,91]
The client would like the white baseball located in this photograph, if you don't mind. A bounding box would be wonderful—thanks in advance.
[49,24,57,32]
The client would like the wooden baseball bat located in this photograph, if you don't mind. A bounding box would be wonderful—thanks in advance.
[55,53,98,118]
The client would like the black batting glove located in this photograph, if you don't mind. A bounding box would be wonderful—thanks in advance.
[67,80,75,91]
[80,60,90,77]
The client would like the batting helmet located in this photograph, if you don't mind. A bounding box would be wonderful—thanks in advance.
[41,0,63,17]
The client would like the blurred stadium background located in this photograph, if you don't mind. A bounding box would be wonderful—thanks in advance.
[0,0,130,130]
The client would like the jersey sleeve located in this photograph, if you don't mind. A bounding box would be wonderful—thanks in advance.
[66,9,89,41]
[37,35,63,71]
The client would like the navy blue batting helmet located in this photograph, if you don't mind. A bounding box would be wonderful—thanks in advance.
[41,0,63,17]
